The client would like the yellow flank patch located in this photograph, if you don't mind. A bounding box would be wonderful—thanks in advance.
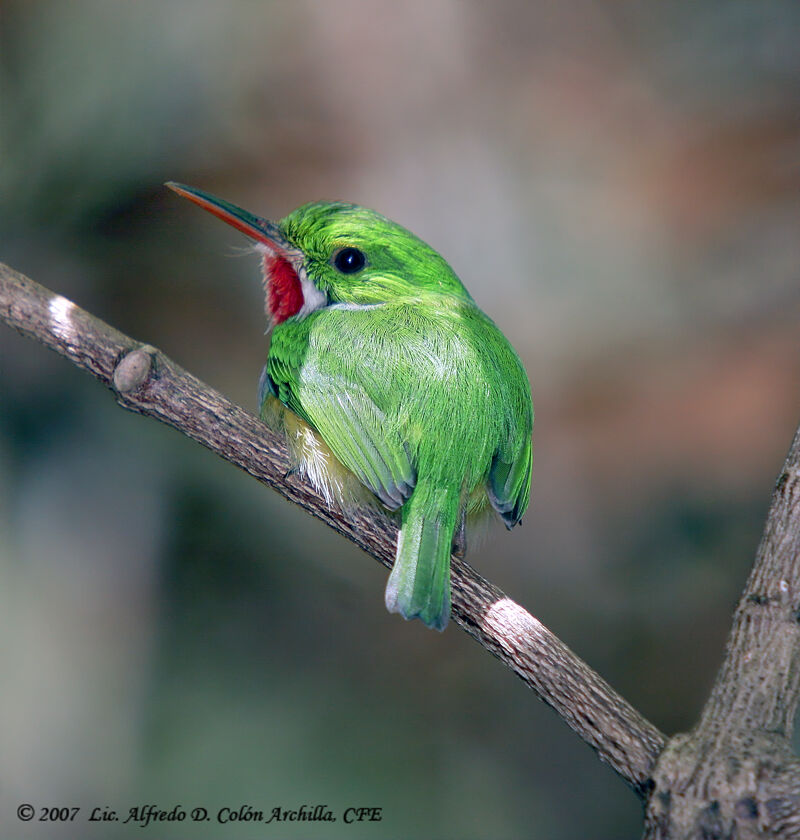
[465,483,490,516]
[262,396,375,511]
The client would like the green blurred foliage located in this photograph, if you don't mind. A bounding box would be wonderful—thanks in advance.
[1,1,799,837]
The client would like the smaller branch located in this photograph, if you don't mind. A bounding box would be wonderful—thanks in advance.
[700,425,800,737]
[645,426,800,838]
[0,261,665,793]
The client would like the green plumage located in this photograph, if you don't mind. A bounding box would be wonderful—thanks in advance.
[266,203,532,631]
[167,184,533,631]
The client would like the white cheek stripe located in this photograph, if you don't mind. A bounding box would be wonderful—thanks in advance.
[296,265,328,317]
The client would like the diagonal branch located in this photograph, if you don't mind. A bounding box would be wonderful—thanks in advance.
[0,260,666,792]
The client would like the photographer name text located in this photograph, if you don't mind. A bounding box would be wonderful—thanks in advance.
[16,803,382,828]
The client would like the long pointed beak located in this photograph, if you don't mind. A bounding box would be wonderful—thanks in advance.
[165,182,289,250]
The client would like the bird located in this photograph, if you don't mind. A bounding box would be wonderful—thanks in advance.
[166,182,533,631]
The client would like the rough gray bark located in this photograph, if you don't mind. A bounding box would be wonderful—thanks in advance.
[644,426,800,838]
[2,260,799,837]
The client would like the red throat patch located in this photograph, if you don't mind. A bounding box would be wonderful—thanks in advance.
[263,253,303,324]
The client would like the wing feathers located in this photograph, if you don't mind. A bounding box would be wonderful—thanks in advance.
[488,436,532,528]
[299,383,416,510]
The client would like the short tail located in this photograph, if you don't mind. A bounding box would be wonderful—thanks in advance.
[384,483,459,632]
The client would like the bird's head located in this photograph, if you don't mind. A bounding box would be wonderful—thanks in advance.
[167,183,471,326]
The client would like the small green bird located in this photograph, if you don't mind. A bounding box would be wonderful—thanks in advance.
[167,182,533,631]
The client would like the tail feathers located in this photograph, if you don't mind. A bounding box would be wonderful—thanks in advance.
[384,485,458,632]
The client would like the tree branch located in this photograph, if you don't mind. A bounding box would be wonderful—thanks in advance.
[1,260,665,793]
[644,430,800,837]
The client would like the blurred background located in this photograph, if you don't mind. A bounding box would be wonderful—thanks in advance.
[1,1,799,837]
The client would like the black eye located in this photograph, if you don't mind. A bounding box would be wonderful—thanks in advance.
[333,247,366,274]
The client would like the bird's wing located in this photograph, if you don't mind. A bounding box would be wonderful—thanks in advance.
[487,434,532,528]
[300,381,417,510]
[266,341,416,511]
